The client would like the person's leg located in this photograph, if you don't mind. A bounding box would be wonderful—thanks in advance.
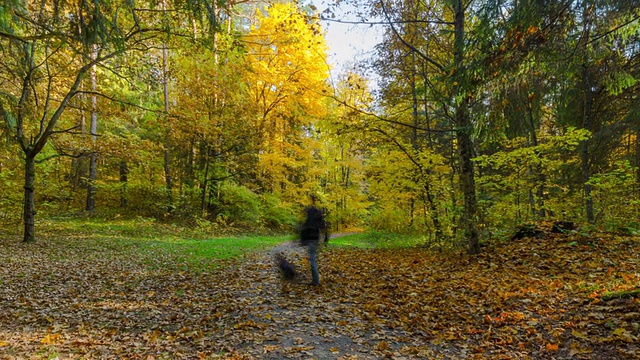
[308,242,320,285]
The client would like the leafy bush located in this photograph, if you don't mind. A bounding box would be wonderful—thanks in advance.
[213,182,261,227]
[368,206,410,233]
[259,193,297,231]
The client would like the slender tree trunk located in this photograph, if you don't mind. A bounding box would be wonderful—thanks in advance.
[120,160,128,208]
[161,0,173,211]
[71,83,87,191]
[636,126,640,193]
[580,1,595,224]
[424,182,443,238]
[23,153,36,243]
[409,51,418,229]
[526,103,546,218]
[581,67,594,223]
[186,139,195,188]
[201,148,210,215]
[86,45,98,211]
[454,0,480,254]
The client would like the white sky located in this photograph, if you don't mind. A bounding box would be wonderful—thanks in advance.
[309,0,383,72]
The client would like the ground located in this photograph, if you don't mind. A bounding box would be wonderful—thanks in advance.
[0,228,639,359]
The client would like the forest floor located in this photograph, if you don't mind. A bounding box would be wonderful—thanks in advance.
[0,225,639,359]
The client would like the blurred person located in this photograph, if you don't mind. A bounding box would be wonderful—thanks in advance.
[299,195,328,285]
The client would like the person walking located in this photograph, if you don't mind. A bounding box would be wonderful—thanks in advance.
[300,195,328,286]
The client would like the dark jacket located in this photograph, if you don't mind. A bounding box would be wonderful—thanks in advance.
[300,206,326,245]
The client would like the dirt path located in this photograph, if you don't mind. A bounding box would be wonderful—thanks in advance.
[209,240,451,359]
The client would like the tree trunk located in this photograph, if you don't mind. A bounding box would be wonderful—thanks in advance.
[201,147,210,215]
[456,122,480,254]
[23,154,36,243]
[71,83,87,191]
[636,126,640,193]
[161,0,173,211]
[424,182,443,238]
[86,44,98,211]
[454,0,480,254]
[86,153,97,211]
[581,67,594,223]
[526,99,546,218]
[120,160,128,208]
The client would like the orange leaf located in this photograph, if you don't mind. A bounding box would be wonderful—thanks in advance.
[375,340,390,351]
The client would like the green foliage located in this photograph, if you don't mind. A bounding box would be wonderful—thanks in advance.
[259,193,297,231]
[604,71,637,96]
[213,182,261,227]
[475,128,592,228]
[588,161,640,231]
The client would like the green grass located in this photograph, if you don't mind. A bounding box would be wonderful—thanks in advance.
[22,216,293,272]
[328,232,426,249]
[11,216,427,272]
[134,235,292,271]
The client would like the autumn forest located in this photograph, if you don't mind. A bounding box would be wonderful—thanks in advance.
[0,0,637,247]
[0,0,639,358]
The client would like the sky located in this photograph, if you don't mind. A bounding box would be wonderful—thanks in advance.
[309,0,384,73]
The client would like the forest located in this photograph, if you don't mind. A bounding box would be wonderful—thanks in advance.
[0,0,638,249]
[0,0,639,358]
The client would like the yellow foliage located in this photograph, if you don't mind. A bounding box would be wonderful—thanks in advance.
[244,3,331,199]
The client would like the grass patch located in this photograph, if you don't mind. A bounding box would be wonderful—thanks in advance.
[10,216,430,271]
[135,235,291,271]
[328,232,426,249]
[17,216,293,272]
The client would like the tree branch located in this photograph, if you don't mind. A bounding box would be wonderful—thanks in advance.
[378,0,446,73]
[325,92,455,133]
[319,16,454,27]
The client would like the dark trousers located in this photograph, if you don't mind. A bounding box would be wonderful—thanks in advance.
[307,241,319,285]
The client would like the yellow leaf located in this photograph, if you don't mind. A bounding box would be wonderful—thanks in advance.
[571,329,588,340]
[569,341,592,356]
[614,328,638,342]
[0,340,8,347]
[40,333,60,345]
[613,327,626,335]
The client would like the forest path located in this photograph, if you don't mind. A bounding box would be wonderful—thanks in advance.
[209,230,640,360]
[211,238,451,359]
[1,229,637,359]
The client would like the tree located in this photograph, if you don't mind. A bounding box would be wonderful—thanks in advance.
[244,2,330,201]
[0,1,212,242]
[321,72,374,231]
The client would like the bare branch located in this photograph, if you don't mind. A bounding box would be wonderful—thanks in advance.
[319,16,454,27]
[324,91,455,133]
[378,0,446,73]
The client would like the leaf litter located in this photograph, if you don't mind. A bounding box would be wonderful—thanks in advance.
[0,227,638,359]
